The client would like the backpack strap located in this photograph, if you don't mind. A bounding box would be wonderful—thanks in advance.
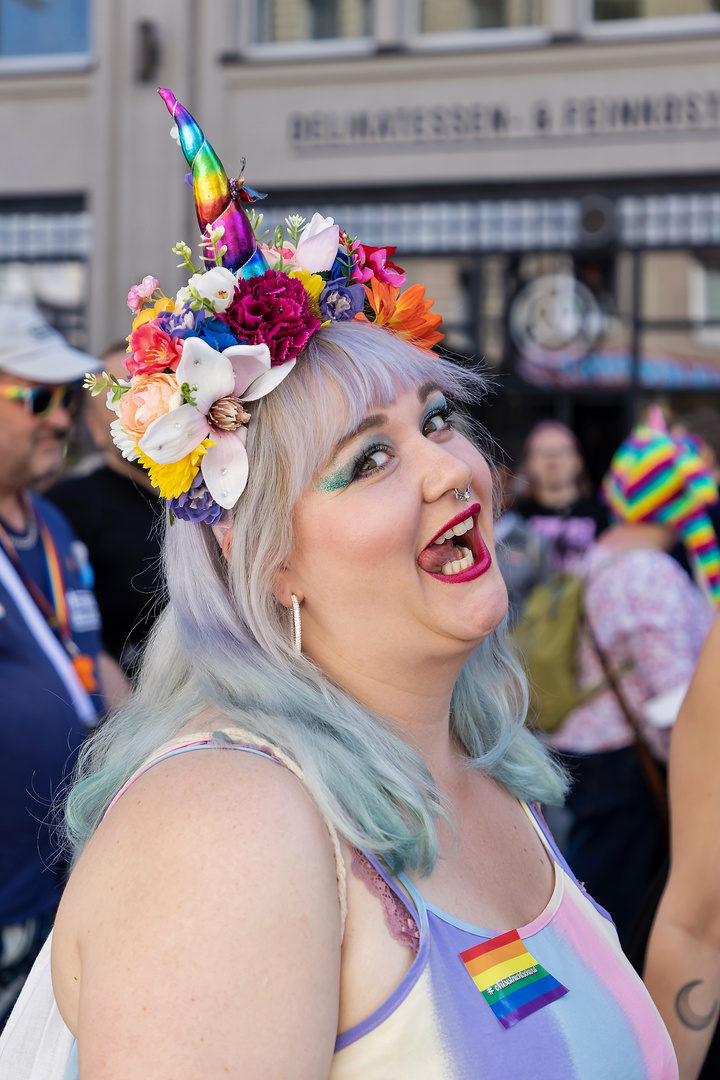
[104,726,348,942]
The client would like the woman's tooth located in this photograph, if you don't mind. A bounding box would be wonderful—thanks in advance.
[433,536,445,545]
[437,541,477,575]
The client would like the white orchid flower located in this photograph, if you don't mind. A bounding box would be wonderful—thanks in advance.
[138,335,295,508]
[185,266,237,312]
[294,213,340,273]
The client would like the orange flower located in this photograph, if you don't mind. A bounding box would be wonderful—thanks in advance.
[355,279,443,351]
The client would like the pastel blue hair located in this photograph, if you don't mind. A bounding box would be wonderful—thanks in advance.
[64,321,566,874]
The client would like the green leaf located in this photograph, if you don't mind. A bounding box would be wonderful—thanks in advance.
[247,209,270,243]
[180,381,198,407]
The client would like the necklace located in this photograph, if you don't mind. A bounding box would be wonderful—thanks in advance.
[0,506,38,550]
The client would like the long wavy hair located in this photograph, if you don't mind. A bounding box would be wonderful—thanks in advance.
[65,322,566,875]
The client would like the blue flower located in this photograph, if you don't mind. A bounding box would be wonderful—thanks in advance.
[328,249,354,281]
[319,279,366,322]
[186,312,242,352]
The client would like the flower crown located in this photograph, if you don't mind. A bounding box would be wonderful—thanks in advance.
[85,89,443,525]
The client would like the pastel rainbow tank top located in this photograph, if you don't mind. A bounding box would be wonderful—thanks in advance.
[1,734,676,1080]
[333,804,677,1079]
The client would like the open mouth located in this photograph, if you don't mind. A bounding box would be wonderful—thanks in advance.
[417,501,492,583]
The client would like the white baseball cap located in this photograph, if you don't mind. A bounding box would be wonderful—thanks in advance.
[0,304,100,383]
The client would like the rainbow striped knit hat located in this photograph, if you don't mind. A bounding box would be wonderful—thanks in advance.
[602,424,720,608]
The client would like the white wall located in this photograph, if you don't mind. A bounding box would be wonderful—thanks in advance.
[1,0,719,349]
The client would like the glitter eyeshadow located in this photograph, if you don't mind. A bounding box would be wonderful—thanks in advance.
[316,465,354,493]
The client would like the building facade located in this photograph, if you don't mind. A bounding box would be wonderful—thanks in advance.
[3,0,720,468]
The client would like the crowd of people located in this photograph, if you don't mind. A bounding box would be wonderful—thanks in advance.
[0,87,719,1079]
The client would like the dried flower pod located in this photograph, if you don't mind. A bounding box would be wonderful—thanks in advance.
[207,397,251,431]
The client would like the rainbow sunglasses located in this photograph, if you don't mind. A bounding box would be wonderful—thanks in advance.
[0,383,81,417]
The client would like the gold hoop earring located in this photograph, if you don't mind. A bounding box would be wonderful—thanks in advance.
[290,594,302,655]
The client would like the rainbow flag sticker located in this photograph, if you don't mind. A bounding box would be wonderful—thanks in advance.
[460,929,568,1030]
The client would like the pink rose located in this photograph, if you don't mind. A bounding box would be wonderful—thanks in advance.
[117,372,179,442]
[258,243,300,271]
[126,321,184,376]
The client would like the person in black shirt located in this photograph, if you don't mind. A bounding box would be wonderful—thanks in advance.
[48,345,164,672]
[515,420,608,572]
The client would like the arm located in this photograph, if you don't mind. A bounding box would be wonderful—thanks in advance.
[64,748,342,1079]
[96,651,131,710]
[644,615,720,1080]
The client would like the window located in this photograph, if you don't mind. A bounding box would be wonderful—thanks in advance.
[0,204,91,348]
[594,0,720,20]
[251,0,371,43]
[639,251,720,388]
[0,0,89,56]
[420,0,542,32]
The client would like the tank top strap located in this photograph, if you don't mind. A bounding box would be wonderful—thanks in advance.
[103,726,348,941]
[523,801,613,925]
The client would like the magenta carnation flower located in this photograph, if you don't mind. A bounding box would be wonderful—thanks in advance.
[221,270,320,365]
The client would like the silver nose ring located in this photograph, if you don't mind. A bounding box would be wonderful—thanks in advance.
[454,486,471,501]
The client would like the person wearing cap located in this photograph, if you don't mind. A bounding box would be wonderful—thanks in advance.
[0,305,127,1028]
[543,416,717,940]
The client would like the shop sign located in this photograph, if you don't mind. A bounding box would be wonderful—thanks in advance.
[288,90,720,153]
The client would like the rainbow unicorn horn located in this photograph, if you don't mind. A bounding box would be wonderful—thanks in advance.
[158,88,268,278]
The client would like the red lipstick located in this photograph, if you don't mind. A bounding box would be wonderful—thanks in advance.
[419,502,493,584]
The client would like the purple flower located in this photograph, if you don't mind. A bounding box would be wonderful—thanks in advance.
[319,279,366,322]
[168,473,225,525]
[156,304,196,339]
[220,270,320,365]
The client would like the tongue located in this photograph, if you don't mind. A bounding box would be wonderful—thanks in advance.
[418,538,466,574]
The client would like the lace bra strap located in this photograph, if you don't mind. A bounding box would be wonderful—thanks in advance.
[104,727,348,942]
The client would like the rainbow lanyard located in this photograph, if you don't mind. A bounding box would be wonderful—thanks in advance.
[0,506,97,692]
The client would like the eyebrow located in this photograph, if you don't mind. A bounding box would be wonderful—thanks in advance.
[418,380,443,403]
[331,414,387,459]
[329,384,445,460]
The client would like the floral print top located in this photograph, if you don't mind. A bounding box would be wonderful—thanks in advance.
[545,545,713,761]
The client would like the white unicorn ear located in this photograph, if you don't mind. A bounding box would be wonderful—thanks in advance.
[211,509,234,555]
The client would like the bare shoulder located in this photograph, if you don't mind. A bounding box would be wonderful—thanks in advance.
[54,746,341,1079]
[67,744,336,903]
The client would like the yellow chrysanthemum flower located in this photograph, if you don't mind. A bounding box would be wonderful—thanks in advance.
[288,268,325,302]
[135,438,214,500]
[131,297,177,334]
[288,269,324,321]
